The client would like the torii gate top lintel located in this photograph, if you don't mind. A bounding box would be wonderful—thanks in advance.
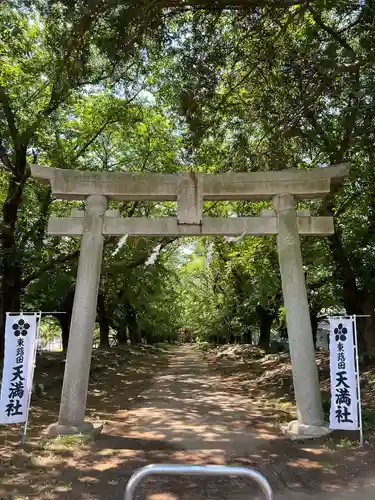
[35,161,349,437]
[31,163,348,202]
[31,163,349,237]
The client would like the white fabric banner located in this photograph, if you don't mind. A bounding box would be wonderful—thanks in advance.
[0,314,38,424]
[329,318,358,430]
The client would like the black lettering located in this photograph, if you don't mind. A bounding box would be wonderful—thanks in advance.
[335,405,353,424]
[5,399,23,417]
[16,347,24,357]
[8,381,24,399]
[335,371,350,389]
[11,365,24,382]
[337,352,345,362]
[335,388,351,406]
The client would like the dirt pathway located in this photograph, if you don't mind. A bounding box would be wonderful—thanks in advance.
[121,344,263,457]
[1,345,374,499]
[107,345,374,500]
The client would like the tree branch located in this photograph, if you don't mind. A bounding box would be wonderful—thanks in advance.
[164,0,308,9]
[71,87,145,163]
[126,201,139,218]
[20,250,79,290]
[0,85,19,146]
[19,186,52,247]
[311,10,357,57]
[22,83,67,143]
[336,68,360,163]
[0,139,12,171]
[311,9,361,162]
[72,117,115,163]
[303,106,333,156]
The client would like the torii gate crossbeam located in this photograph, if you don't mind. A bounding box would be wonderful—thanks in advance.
[31,163,348,441]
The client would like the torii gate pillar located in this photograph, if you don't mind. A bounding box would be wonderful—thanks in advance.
[58,195,107,436]
[31,163,348,440]
[274,194,326,438]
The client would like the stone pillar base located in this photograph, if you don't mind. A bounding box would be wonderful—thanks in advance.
[281,420,331,441]
[44,421,103,438]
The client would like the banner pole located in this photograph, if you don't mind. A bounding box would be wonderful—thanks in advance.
[22,312,41,447]
[352,315,364,447]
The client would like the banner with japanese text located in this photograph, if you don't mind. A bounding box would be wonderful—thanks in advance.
[0,315,38,424]
[329,318,358,430]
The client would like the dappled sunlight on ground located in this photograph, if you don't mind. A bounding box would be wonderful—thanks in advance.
[0,344,374,499]
[118,353,275,457]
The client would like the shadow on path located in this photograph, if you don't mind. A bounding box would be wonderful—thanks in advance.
[0,345,374,499]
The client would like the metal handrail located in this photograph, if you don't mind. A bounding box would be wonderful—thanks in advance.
[124,464,274,500]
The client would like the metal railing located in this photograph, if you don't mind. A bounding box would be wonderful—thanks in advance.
[124,464,274,500]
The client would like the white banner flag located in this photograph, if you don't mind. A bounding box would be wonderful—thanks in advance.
[329,318,358,430]
[0,314,38,424]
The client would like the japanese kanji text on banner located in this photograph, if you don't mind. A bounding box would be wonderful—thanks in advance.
[329,318,358,430]
[0,315,38,424]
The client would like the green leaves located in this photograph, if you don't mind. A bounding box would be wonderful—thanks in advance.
[1,0,375,350]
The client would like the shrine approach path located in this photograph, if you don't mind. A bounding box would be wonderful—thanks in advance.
[5,344,374,499]
[89,344,374,500]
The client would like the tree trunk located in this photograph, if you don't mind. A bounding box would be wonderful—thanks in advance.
[257,305,274,350]
[58,313,71,352]
[52,291,74,352]
[310,312,319,349]
[116,301,138,344]
[361,293,375,353]
[129,326,139,344]
[52,290,74,352]
[327,230,373,350]
[144,331,154,344]
[116,326,128,344]
[126,302,138,344]
[328,220,363,314]
[243,330,252,344]
[97,294,110,348]
[0,173,27,358]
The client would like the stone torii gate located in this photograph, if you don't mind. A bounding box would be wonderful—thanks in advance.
[32,163,348,439]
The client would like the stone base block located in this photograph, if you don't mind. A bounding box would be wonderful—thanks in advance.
[281,420,331,441]
[44,421,103,438]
